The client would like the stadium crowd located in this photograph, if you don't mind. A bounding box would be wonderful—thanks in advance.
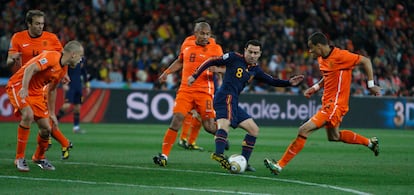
[1,0,413,96]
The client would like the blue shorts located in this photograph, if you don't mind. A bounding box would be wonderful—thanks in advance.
[65,87,83,104]
[214,94,250,128]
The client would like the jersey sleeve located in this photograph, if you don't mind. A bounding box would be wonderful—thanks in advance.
[254,66,291,87]
[35,52,59,71]
[337,49,360,69]
[192,52,232,79]
[8,33,21,54]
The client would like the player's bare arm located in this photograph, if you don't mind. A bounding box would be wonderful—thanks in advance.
[304,78,324,98]
[159,58,183,82]
[289,75,305,86]
[48,82,59,126]
[6,52,22,67]
[359,56,382,96]
[19,63,40,99]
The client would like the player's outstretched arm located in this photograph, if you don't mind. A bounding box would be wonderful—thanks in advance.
[289,75,305,86]
[304,78,324,98]
[359,56,381,96]
[159,58,183,82]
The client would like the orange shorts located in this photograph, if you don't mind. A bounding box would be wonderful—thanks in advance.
[310,102,348,128]
[173,90,215,120]
[6,85,49,119]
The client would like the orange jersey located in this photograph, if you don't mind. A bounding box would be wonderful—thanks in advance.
[8,30,63,66]
[318,47,360,110]
[7,51,67,96]
[178,38,223,94]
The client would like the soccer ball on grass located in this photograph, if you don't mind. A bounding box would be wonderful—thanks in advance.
[228,154,247,174]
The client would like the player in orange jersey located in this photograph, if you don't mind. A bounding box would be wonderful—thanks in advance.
[164,33,223,151]
[153,22,224,166]
[6,10,73,161]
[264,32,382,175]
[6,40,83,172]
[166,34,205,151]
[7,10,63,72]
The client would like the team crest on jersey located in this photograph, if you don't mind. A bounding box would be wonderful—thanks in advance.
[43,40,48,46]
[39,58,48,65]
[223,53,229,60]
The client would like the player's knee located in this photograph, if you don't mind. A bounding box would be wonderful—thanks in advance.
[170,113,184,129]
[203,122,217,135]
[246,127,259,137]
[20,112,34,124]
[38,128,50,138]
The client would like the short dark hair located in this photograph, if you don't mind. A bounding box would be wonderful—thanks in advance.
[25,10,45,25]
[245,40,262,50]
[308,32,328,45]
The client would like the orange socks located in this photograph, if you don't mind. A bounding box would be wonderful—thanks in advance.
[33,134,49,160]
[16,125,30,159]
[188,117,201,145]
[50,120,70,147]
[162,128,178,157]
[339,130,369,146]
[180,114,192,141]
[279,135,307,168]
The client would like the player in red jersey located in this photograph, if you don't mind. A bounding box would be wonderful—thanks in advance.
[264,32,381,175]
[6,10,73,161]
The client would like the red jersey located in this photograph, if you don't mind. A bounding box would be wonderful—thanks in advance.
[318,47,361,110]
[8,51,67,96]
[178,37,223,94]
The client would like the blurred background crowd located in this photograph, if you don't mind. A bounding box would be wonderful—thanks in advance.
[0,0,413,96]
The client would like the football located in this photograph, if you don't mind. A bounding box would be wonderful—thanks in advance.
[228,154,247,174]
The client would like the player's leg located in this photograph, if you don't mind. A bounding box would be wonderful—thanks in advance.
[278,121,315,168]
[7,87,33,171]
[56,85,71,121]
[238,115,259,172]
[56,102,70,120]
[178,112,192,148]
[15,106,34,172]
[187,111,203,150]
[32,117,55,170]
[328,126,379,156]
[265,114,321,175]
[209,95,233,157]
[53,87,72,149]
[324,108,379,156]
[153,91,192,166]
[72,104,83,133]
[50,120,70,147]
[196,94,216,135]
[210,118,231,170]
[49,119,72,159]
[50,88,72,154]
[72,89,84,133]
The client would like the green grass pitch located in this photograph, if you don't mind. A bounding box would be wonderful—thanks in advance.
[0,122,413,194]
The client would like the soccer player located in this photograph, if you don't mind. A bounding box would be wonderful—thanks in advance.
[153,22,223,166]
[6,10,73,162]
[188,40,304,172]
[263,32,382,175]
[6,40,84,171]
[57,58,90,134]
